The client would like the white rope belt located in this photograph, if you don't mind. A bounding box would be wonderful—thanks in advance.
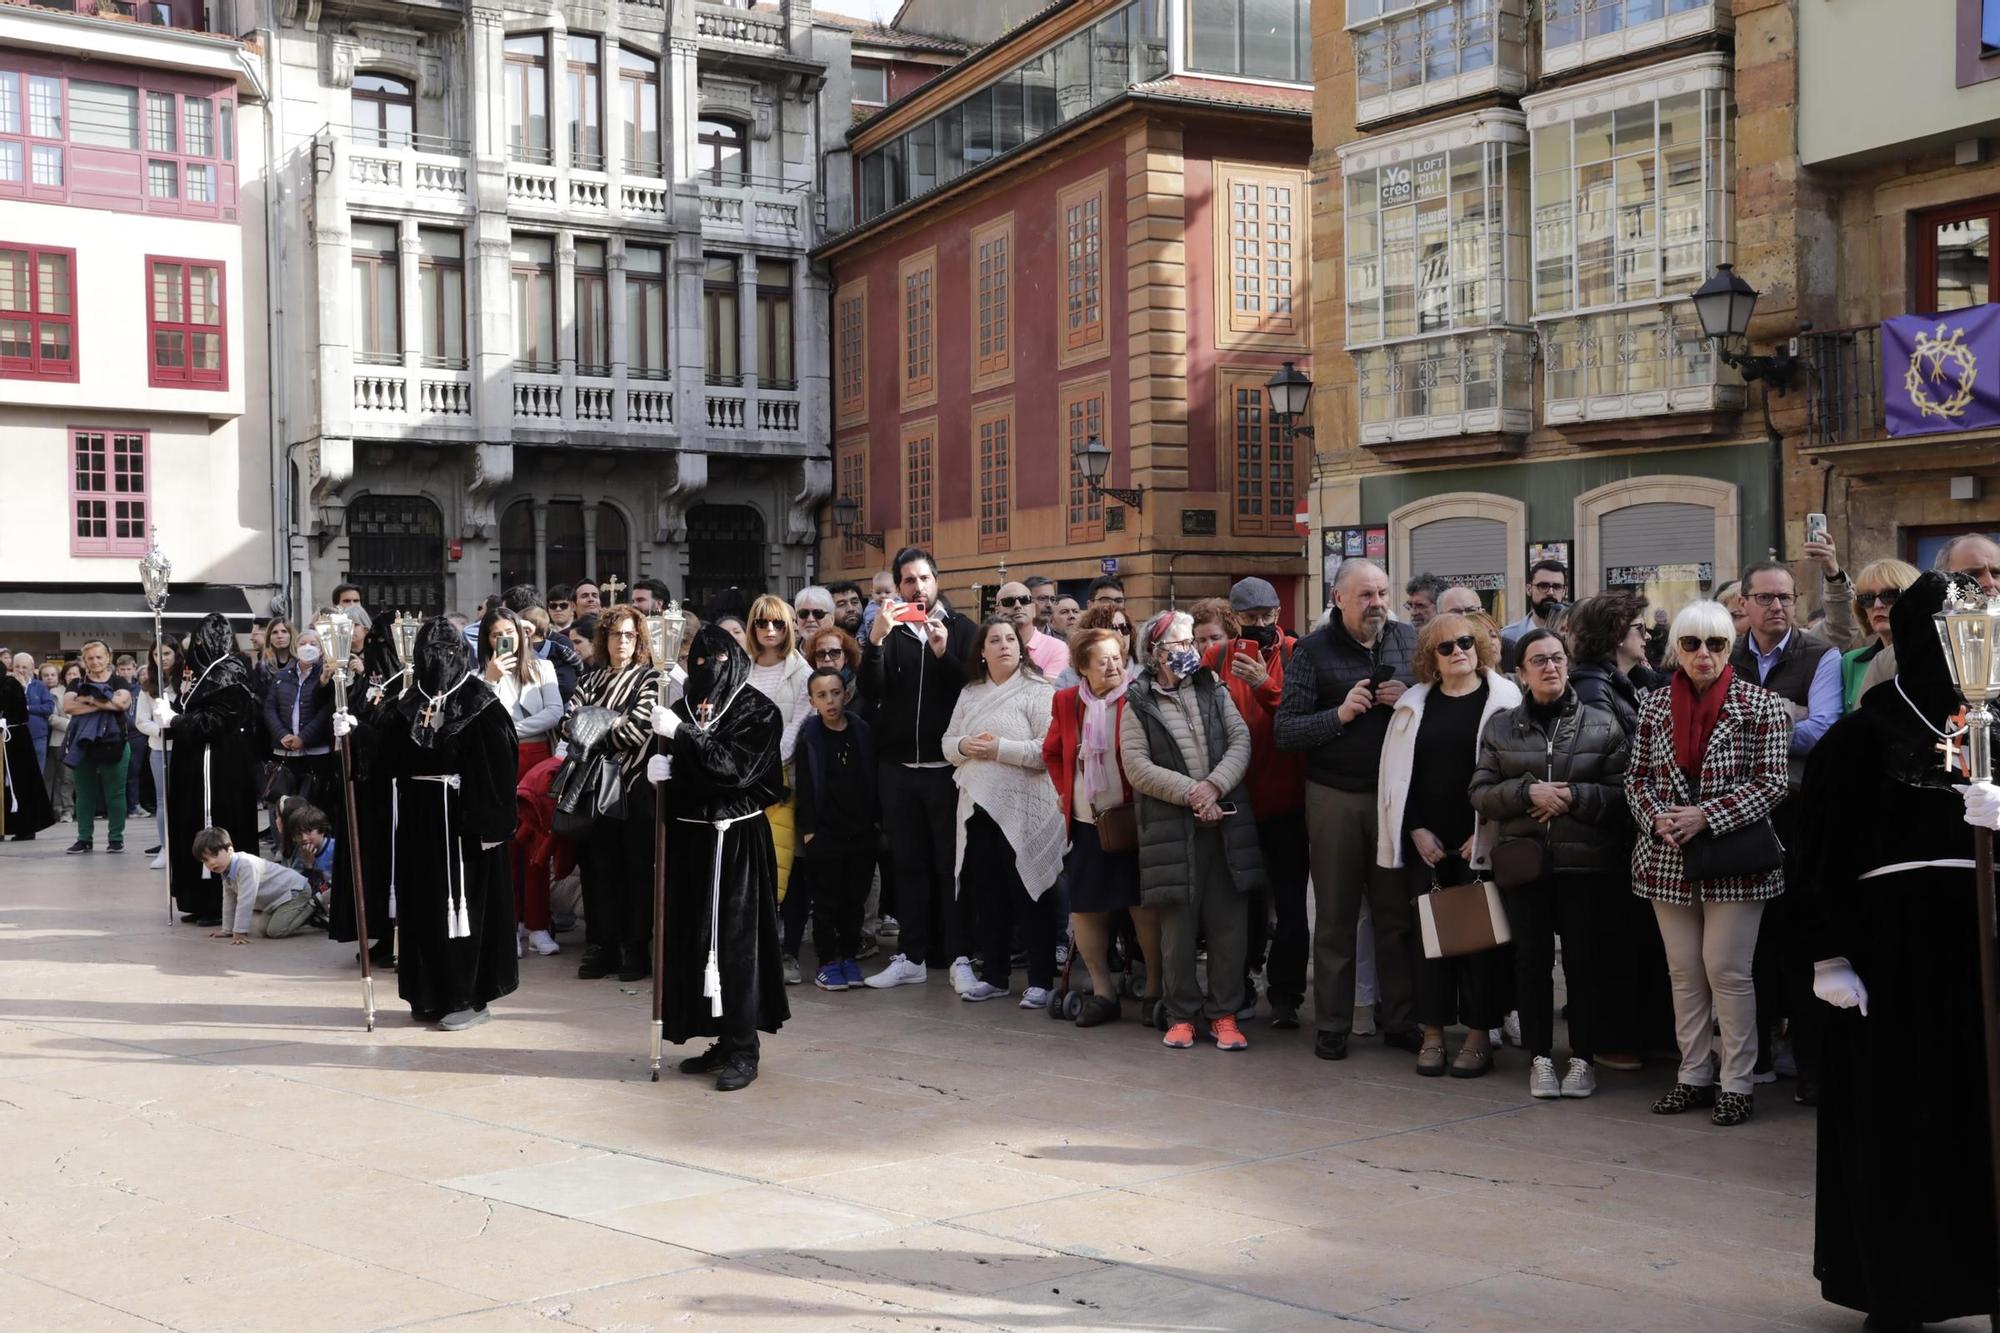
[675,810,764,1017]
[406,773,469,937]
[1859,859,1978,880]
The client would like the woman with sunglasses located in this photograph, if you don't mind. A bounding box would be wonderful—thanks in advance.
[1839,558,1919,711]
[745,594,813,983]
[803,625,869,722]
[1376,612,1522,1077]
[1625,601,1791,1126]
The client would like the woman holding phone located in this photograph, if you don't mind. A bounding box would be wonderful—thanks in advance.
[481,605,564,957]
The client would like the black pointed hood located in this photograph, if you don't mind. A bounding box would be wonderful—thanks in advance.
[679,622,753,725]
[394,616,496,745]
[182,612,248,703]
[1888,571,1966,728]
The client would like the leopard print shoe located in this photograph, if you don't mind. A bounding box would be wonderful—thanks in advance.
[1650,1082,1718,1115]
[1711,1091,1755,1127]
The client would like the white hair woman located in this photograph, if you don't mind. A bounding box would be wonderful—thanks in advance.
[1625,599,1792,1127]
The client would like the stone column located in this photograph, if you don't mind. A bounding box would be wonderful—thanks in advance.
[583,502,600,581]
[739,256,759,393]
[397,217,422,370]
[532,499,549,590]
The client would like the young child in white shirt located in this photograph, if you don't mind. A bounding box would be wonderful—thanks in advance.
[192,827,316,943]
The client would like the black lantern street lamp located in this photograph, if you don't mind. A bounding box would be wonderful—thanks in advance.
[1264,361,1316,436]
[830,493,884,549]
[1692,263,1797,390]
[1071,434,1144,511]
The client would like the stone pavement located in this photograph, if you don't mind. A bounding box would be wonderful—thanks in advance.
[0,835,1928,1332]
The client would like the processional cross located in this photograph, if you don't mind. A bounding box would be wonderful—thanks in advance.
[602,574,627,604]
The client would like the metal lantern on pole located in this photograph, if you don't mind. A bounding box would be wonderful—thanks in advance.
[643,598,692,1080]
[137,528,172,923]
[313,608,378,1031]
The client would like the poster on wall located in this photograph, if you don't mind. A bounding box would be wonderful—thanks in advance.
[1528,541,1572,573]
[1322,526,1391,602]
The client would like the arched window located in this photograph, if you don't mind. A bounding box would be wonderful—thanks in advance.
[498,499,632,592]
[499,499,536,592]
[346,494,444,617]
[351,73,414,148]
[596,503,630,584]
[697,117,747,186]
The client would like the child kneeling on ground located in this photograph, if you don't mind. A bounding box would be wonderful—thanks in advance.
[193,826,317,943]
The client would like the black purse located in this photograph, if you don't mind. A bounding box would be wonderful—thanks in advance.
[1681,819,1786,880]
[550,706,628,836]
[1489,836,1550,891]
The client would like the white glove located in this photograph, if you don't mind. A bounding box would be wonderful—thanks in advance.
[1959,781,2000,831]
[646,754,671,785]
[480,840,503,851]
[153,700,175,728]
[1813,958,1869,1016]
[651,703,681,738]
[332,710,356,739]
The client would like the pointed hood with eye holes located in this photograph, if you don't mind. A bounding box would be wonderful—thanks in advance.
[393,616,498,746]
[1886,570,1968,729]
[678,621,753,725]
[181,611,250,704]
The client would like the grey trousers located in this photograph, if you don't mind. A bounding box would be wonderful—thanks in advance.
[263,891,318,939]
[1306,782,1415,1036]
[1159,827,1248,1023]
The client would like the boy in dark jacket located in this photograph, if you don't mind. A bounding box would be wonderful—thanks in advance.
[796,668,879,990]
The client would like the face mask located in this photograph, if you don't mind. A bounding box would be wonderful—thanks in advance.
[1165,648,1201,679]
[296,645,322,664]
[1243,623,1278,649]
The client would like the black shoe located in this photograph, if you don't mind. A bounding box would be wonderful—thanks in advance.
[714,1055,759,1092]
[679,1044,725,1076]
[193,916,221,928]
[1075,994,1120,1028]
[1269,1003,1300,1030]
[10,832,34,841]
[576,946,614,980]
[144,845,162,855]
[1381,1027,1424,1054]
[617,946,651,983]
[65,840,92,854]
[1314,1032,1349,1061]
[1651,1082,1717,1115]
[368,938,396,967]
[180,913,200,923]
[106,841,123,853]
[1793,1080,1819,1107]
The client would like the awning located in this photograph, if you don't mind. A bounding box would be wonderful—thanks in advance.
[0,584,259,639]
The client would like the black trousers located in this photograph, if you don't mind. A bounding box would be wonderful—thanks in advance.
[781,866,812,958]
[964,808,1058,990]
[1258,810,1310,1010]
[877,762,959,967]
[1593,876,1675,1054]
[581,807,654,952]
[1502,871,1610,1060]
[1755,801,1820,1083]
[808,843,875,962]
[1408,855,1503,1030]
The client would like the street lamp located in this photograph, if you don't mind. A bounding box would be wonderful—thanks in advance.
[1265,361,1316,437]
[830,494,884,549]
[1692,263,1797,390]
[1071,434,1144,512]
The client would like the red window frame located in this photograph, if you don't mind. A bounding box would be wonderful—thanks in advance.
[145,255,226,389]
[69,426,150,557]
[1914,195,2000,313]
[0,242,76,381]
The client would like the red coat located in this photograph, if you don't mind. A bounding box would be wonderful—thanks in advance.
[1201,636,1306,820]
[516,752,578,882]
[1042,684,1133,824]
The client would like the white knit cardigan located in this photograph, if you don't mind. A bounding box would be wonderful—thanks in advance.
[1376,671,1522,871]
[943,670,1065,899]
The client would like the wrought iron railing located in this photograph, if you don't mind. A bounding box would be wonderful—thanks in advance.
[1802,323,1884,447]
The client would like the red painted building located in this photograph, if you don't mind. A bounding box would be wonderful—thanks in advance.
[816,0,1315,625]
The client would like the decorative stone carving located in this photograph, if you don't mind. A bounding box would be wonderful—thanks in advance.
[656,451,709,543]
[306,436,353,550]
[462,443,514,540]
[324,24,437,93]
[784,457,831,546]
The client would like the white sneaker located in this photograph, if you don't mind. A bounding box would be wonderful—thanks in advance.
[876,914,900,940]
[961,980,1009,1003]
[864,954,926,989]
[1529,1055,1561,1099]
[1019,986,1052,1010]
[949,956,977,996]
[526,929,560,956]
[1503,1011,1522,1046]
[1751,1066,1779,1085]
[1488,1027,1505,1048]
[149,853,166,869]
[1560,1058,1597,1098]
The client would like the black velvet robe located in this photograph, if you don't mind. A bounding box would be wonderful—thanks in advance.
[0,674,54,838]
[658,681,789,1046]
[1799,688,1995,1322]
[164,661,261,919]
[368,695,519,1016]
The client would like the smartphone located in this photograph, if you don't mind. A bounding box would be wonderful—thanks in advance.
[893,602,931,625]
[1368,662,1396,688]
[1806,511,1829,545]
[1216,802,1238,817]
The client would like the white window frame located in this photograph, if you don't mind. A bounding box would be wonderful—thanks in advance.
[1346,0,1529,128]
[1540,0,1731,78]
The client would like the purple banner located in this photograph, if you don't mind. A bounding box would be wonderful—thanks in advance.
[1884,303,2000,437]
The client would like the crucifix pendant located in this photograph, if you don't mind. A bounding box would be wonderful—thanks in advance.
[420,700,442,731]
[696,700,714,727]
[1940,733,1968,779]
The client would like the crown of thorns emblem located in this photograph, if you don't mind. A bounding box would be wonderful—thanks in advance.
[1906,322,1980,420]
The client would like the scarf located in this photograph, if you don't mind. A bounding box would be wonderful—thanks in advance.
[1670,664,1733,779]
[1079,677,1128,805]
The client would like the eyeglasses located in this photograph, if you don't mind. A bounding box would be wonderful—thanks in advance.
[607,630,639,642]
[1747,592,1796,607]
[753,618,787,631]
[796,609,826,620]
[1856,588,1902,610]
[996,595,1032,608]
[1626,622,1648,635]
[1525,652,1568,670]
[1530,581,1567,594]
[1678,635,1731,656]
[548,601,570,612]
[1158,638,1194,652]
[1434,635,1478,656]
[813,648,846,661]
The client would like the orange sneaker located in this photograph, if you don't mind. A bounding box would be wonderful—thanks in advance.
[1211,1015,1249,1051]
[1162,1021,1196,1049]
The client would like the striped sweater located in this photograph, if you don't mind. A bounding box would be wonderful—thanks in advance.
[565,664,661,789]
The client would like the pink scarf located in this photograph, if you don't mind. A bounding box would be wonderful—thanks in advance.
[1079,678,1128,806]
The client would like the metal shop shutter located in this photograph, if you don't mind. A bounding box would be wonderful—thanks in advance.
[1599,502,1714,568]
[1408,515,1508,579]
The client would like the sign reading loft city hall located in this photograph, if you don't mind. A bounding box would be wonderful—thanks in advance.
[1885,303,2000,438]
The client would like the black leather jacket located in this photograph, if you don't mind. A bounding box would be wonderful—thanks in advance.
[1469,689,1632,876]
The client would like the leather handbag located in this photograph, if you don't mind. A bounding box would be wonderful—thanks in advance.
[1093,803,1137,854]
[1416,873,1512,960]
[1681,819,1786,881]
[1489,836,1550,891]
[550,706,624,836]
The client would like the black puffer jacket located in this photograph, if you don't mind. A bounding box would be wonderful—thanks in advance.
[1469,689,1632,876]
[1569,661,1643,738]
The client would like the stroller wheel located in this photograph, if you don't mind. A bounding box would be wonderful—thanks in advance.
[1061,991,1086,1020]
[1150,999,1168,1030]
[1047,987,1068,1020]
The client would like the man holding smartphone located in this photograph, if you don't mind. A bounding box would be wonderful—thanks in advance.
[1275,559,1421,1060]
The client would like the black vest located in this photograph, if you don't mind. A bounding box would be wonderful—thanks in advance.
[1732,629,1833,707]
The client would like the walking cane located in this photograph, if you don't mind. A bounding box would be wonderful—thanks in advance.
[315,611,375,1031]
[1934,587,2000,1319]
[138,530,171,923]
[644,604,691,1080]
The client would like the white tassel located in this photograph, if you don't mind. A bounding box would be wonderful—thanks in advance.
[704,951,723,1017]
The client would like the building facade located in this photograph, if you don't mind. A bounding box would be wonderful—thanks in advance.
[0,4,274,657]
[818,10,966,126]
[817,0,1315,624]
[269,0,845,619]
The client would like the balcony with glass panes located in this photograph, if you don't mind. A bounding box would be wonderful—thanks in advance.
[1342,110,1533,461]
[1540,0,1731,80]
[1348,0,1528,129]
[1524,56,1743,431]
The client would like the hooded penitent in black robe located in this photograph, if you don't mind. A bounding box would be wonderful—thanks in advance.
[658,624,789,1055]
[363,619,518,1019]
[1,673,55,839]
[328,627,404,950]
[1799,571,1996,1324]
[165,615,261,920]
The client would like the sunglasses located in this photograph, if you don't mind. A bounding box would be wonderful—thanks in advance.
[996,595,1032,608]
[1678,635,1730,656]
[1856,589,1902,610]
[812,648,845,661]
[753,618,787,631]
[548,601,570,612]
[1434,635,1478,656]
[796,608,826,620]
